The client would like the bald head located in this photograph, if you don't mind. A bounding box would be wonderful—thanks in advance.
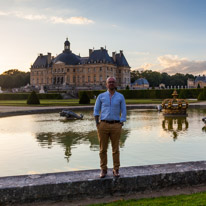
[106,77,116,83]
[106,76,116,92]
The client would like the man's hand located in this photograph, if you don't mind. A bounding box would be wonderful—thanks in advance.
[95,116,100,126]
[120,122,124,126]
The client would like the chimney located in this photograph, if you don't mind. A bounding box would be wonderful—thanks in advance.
[47,52,51,64]
[89,49,93,57]
[100,47,104,50]
[120,50,123,56]
[112,52,116,62]
[39,53,43,57]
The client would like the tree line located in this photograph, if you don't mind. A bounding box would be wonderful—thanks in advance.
[0,69,197,89]
[131,70,195,87]
[0,69,30,89]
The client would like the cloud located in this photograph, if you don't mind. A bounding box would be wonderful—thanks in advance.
[158,55,206,75]
[14,12,47,20]
[50,16,94,25]
[138,63,153,70]
[0,10,94,25]
[0,11,10,16]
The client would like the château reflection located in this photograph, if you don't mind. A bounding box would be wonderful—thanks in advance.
[36,129,129,162]
[162,116,189,141]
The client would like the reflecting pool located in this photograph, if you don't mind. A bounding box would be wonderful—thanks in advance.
[0,108,206,177]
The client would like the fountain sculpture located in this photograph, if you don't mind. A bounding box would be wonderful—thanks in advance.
[162,90,188,116]
[60,110,84,120]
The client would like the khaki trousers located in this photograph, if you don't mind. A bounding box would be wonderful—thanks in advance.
[97,121,122,170]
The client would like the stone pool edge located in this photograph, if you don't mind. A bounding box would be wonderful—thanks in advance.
[0,103,205,118]
[1,161,206,204]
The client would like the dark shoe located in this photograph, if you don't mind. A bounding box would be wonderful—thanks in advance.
[113,169,120,177]
[100,170,107,178]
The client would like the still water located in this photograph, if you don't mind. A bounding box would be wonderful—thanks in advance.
[0,109,206,177]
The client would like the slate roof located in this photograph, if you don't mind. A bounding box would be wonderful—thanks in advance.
[32,41,130,68]
[53,51,81,65]
[32,55,51,68]
[115,53,130,67]
[195,76,206,83]
[132,78,149,85]
[87,49,114,64]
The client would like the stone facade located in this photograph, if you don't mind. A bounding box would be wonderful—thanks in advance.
[30,39,131,90]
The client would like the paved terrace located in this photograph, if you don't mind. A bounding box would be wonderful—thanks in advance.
[0,101,205,117]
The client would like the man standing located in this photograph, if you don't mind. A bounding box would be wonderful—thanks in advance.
[94,77,126,178]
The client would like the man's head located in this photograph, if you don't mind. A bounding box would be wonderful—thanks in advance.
[106,77,116,91]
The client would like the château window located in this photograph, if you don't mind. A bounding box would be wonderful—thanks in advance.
[100,67,102,71]
[67,68,69,72]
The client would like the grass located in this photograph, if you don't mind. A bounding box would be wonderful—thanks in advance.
[0,99,198,106]
[88,191,206,206]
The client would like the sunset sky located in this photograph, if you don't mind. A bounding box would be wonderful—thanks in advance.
[0,0,206,75]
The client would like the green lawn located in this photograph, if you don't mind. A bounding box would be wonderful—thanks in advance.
[0,99,198,106]
[88,191,206,206]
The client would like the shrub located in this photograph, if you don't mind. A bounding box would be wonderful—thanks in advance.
[27,91,40,104]
[126,85,130,90]
[79,91,90,104]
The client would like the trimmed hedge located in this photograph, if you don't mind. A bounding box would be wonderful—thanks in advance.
[198,87,206,100]
[79,89,203,99]
[79,91,90,104]
[0,93,62,100]
[27,91,40,105]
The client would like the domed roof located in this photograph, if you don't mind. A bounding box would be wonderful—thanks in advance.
[195,75,206,83]
[132,78,149,85]
[53,51,81,65]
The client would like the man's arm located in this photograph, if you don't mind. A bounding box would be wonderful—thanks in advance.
[93,94,101,125]
[120,96,127,123]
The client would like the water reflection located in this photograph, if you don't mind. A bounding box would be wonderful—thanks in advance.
[36,128,129,162]
[162,116,189,141]
[202,126,206,133]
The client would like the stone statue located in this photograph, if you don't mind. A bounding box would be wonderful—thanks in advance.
[0,87,3,93]
[60,110,84,120]
[39,85,45,94]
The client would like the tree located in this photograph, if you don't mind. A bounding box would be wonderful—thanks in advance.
[126,85,130,90]
[27,91,40,104]
[79,91,90,104]
[0,69,30,89]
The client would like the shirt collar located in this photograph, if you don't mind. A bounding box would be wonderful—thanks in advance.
[107,90,116,96]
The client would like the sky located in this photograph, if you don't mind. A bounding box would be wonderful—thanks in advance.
[1,0,206,75]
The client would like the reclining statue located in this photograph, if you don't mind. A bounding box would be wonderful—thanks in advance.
[60,110,84,120]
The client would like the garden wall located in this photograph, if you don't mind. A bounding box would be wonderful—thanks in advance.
[1,161,206,204]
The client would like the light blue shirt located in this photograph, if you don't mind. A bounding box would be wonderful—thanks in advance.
[93,91,127,122]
